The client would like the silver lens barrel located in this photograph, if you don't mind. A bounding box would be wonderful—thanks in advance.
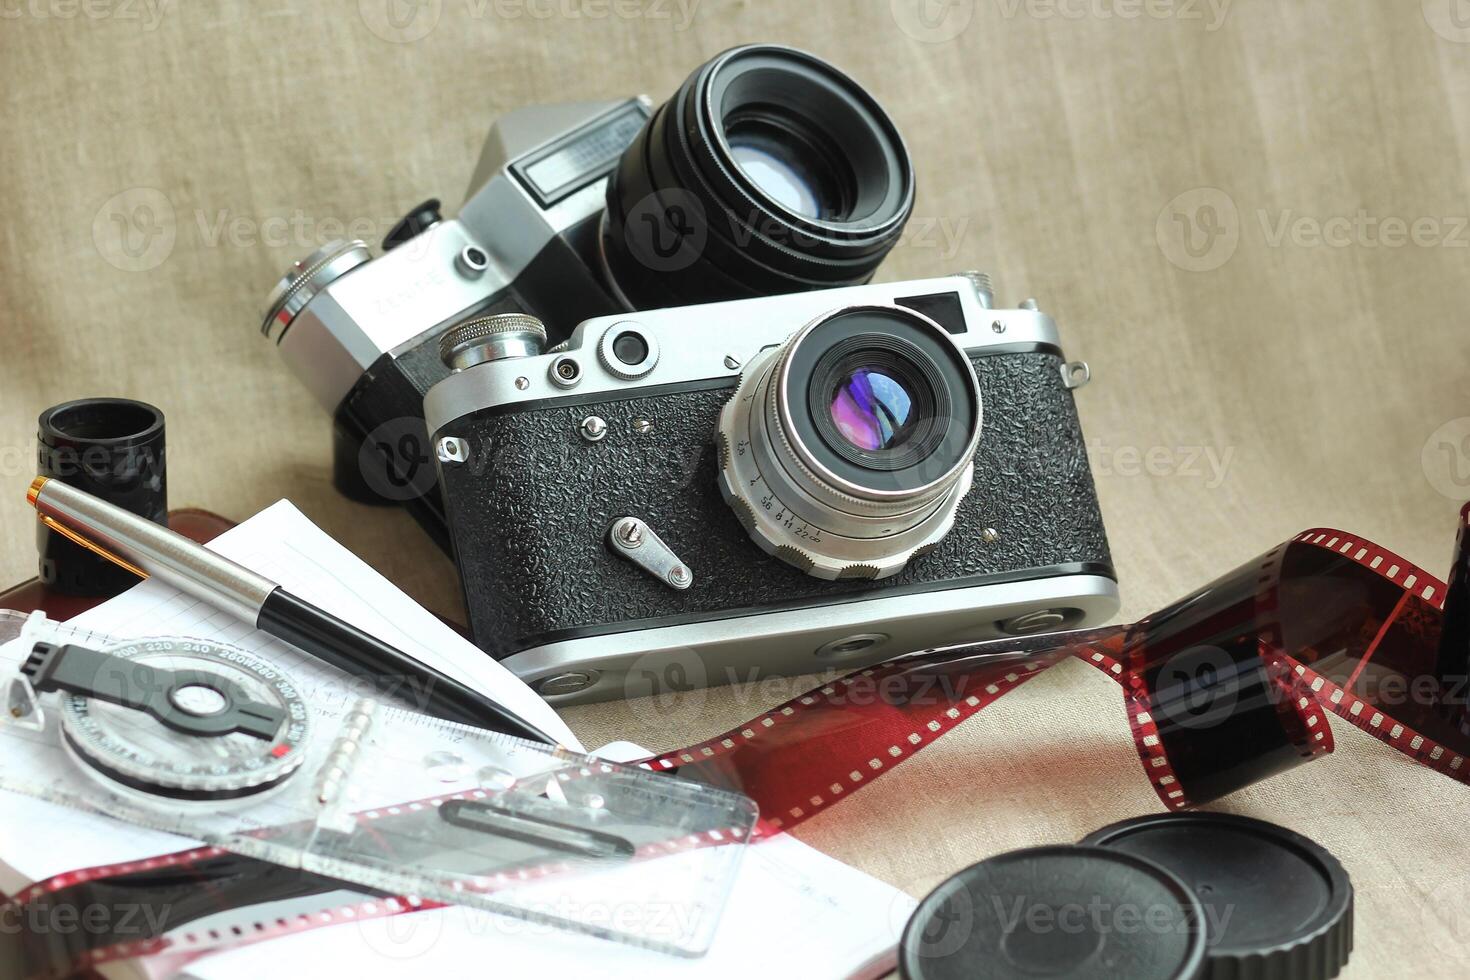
[717,304,982,580]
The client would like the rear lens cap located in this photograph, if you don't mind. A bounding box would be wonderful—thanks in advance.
[1081,813,1352,980]
[899,845,1207,980]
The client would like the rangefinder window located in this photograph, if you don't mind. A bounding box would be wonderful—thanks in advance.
[894,291,968,335]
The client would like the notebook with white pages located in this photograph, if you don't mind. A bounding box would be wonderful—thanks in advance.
[0,501,914,979]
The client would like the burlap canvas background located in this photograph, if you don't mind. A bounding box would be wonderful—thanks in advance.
[2,1,1469,974]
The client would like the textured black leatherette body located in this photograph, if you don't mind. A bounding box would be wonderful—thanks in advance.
[436,349,1113,658]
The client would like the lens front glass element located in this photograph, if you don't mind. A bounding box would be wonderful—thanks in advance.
[809,339,942,474]
[728,141,822,218]
[724,112,843,220]
[830,367,916,452]
[788,308,980,492]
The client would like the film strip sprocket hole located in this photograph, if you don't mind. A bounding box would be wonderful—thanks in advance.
[8,525,1470,977]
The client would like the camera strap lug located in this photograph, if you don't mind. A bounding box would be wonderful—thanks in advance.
[1061,361,1091,390]
[607,517,693,590]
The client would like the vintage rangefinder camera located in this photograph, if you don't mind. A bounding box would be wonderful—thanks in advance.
[260,44,915,548]
[424,274,1118,704]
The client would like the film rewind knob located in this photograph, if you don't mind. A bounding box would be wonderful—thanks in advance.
[439,313,548,371]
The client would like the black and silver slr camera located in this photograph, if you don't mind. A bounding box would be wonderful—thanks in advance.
[261,44,914,548]
[424,274,1117,703]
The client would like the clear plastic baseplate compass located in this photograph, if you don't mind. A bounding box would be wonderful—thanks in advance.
[0,611,757,957]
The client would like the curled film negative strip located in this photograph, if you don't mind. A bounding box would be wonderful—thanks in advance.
[654,525,1462,830]
[5,520,1469,977]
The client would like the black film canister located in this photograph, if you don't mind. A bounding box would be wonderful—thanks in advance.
[36,398,166,595]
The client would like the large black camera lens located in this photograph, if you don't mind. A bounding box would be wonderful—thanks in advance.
[604,44,914,310]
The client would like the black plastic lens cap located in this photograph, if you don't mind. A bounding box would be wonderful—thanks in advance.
[1081,813,1353,980]
[899,845,1207,980]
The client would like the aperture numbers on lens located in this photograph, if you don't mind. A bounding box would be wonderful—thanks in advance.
[754,483,826,544]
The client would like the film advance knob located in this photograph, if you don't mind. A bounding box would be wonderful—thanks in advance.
[439,313,549,371]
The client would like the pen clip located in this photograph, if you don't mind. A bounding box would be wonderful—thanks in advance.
[34,514,148,581]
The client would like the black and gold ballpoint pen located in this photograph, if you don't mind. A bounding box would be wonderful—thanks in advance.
[27,476,557,745]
